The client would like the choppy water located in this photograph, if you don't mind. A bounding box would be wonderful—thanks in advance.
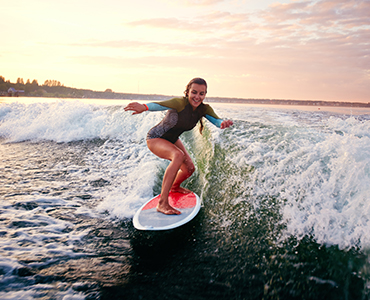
[1,97,370,299]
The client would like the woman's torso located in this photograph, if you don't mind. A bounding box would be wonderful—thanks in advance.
[147,100,204,143]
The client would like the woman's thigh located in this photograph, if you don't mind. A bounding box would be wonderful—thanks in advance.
[147,138,184,161]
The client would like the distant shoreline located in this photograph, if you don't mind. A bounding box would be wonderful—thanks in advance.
[205,97,370,108]
[1,75,368,108]
[2,94,369,108]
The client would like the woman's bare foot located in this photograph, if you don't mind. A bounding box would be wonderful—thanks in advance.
[156,203,181,215]
[170,186,192,194]
[157,198,181,215]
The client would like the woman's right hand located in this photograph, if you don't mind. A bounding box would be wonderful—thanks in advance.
[124,102,147,115]
[220,119,233,129]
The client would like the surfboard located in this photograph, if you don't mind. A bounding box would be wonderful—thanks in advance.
[133,191,201,231]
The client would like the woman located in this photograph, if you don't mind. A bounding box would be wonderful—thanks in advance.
[124,78,233,215]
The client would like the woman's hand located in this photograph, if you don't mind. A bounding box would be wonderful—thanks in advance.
[124,102,147,115]
[220,119,233,129]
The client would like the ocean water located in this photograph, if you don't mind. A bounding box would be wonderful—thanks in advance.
[1,97,370,299]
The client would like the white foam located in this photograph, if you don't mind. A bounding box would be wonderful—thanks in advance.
[3,99,370,250]
[0,194,93,299]
[0,99,165,219]
[0,197,92,269]
[280,118,370,249]
[0,287,85,300]
[87,140,162,219]
[0,100,161,143]
[223,104,370,249]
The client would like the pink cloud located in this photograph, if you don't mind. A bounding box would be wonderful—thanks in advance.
[85,0,369,67]
[182,0,225,5]
[125,10,252,33]
[126,17,201,31]
[122,0,368,47]
[264,0,370,29]
[70,0,369,101]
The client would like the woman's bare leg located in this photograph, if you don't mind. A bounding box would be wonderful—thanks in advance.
[147,138,186,215]
[171,139,195,193]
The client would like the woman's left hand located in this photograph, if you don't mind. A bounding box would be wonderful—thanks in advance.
[124,102,147,115]
[220,120,233,129]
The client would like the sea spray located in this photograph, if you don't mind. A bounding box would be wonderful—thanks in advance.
[1,98,370,299]
[0,100,161,143]
[214,105,370,249]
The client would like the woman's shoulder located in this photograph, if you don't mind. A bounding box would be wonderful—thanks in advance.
[154,97,187,112]
[201,103,220,119]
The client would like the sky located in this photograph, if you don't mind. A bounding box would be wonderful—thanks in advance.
[1,0,369,102]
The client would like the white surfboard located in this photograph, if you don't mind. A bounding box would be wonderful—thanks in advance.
[133,191,201,231]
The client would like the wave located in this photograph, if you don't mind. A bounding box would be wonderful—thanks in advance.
[2,100,370,250]
[0,100,160,143]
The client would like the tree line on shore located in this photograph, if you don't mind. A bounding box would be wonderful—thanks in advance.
[0,76,164,100]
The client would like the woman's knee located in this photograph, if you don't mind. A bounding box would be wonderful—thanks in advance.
[172,149,186,165]
[188,166,195,177]
[184,159,195,176]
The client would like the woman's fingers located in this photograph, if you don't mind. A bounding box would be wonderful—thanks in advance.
[124,102,145,114]
[221,120,233,129]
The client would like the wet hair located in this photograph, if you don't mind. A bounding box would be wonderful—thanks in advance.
[184,78,208,135]
[184,77,207,98]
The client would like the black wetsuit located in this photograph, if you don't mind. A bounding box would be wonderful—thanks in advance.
[146,97,222,144]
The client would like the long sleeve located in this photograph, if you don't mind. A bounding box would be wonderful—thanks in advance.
[145,98,224,128]
[145,102,170,111]
[204,105,223,128]
[205,114,223,128]
[145,98,187,112]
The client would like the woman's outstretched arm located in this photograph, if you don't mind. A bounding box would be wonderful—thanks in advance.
[204,105,233,129]
[204,114,233,129]
[124,102,169,115]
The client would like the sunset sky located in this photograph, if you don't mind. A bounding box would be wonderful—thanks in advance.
[1,0,369,102]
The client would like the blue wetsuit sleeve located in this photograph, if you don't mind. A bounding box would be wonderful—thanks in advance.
[205,114,223,128]
[146,102,170,111]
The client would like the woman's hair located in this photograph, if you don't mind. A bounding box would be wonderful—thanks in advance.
[184,77,208,135]
[184,77,207,97]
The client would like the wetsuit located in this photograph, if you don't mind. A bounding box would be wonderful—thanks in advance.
[146,97,223,144]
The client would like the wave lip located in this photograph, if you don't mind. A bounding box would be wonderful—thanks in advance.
[0,100,158,143]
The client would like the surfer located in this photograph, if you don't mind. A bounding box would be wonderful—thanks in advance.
[124,78,233,215]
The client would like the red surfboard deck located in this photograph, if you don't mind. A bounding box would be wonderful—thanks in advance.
[133,191,201,231]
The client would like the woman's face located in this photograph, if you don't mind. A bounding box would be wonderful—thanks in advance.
[188,83,207,110]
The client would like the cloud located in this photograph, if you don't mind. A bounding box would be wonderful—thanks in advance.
[123,0,369,46]
[72,39,162,49]
[78,0,370,64]
[66,0,369,100]
[77,0,369,73]
[263,0,370,29]
[67,45,368,101]
[126,17,203,31]
[124,10,253,33]
[69,39,219,59]
[174,0,226,5]
[252,1,370,62]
